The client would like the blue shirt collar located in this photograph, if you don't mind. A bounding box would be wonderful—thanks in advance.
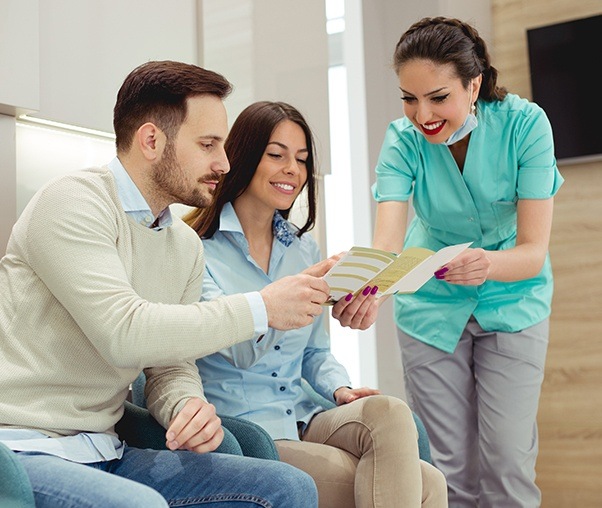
[219,202,297,247]
[107,157,173,229]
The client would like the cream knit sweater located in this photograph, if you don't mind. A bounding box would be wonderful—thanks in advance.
[0,167,255,437]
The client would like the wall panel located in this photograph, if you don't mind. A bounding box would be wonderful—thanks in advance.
[492,2,602,505]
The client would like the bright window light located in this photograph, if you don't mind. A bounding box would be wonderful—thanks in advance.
[327,18,345,34]
[325,0,345,34]
[325,64,361,387]
[325,0,344,20]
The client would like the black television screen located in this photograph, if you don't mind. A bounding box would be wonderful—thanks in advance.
[527,15,602,164]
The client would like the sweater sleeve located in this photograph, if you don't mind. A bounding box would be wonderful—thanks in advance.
[143,361,205,427]
[22,174,256,370]
[143,245,207,426]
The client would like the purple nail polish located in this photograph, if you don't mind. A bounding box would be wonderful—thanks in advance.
[362,286,371,296]
[345,293,353,302]
[370,285,379,295]
[434,267,449,278]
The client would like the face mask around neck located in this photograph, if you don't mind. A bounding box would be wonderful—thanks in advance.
[443,83,478,146]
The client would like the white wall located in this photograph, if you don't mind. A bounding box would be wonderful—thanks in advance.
[202,0,330,166]
[0,0,39,116]
[0,0,39,254]
[35,0,200,132]
[0,115,17,254]
[0,0,202,253]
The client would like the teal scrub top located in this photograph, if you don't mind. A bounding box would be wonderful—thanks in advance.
[372,93,564,353]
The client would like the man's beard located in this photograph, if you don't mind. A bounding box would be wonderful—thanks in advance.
[151,142,219,209]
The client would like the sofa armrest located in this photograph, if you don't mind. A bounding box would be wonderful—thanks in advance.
[0,441,36,508]
[117,400,244,456]
[219,415,279,461]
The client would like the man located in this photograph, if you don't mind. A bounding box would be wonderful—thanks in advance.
[0,61,323,507]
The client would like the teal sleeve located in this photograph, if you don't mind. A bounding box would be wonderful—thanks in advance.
[372,121,416,202]
[516,105,564,199]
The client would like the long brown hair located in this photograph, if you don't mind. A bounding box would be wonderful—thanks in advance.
[184,101,318,239]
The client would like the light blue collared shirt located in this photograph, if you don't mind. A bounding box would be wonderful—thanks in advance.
[196,203,351,440]
[0,429,124,464]
[0,158,266,462]
[108,157,173,229]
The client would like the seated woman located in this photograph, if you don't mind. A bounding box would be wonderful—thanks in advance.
[184,101,447,508]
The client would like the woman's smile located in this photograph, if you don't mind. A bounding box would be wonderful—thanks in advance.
[421,120,446,136]
[271,181,296,194]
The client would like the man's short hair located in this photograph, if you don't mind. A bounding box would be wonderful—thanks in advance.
[113,60,233,152]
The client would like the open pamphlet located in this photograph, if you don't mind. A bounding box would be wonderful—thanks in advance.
[323,242,472,303]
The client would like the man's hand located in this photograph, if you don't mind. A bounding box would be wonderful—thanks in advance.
[332,285,380,330]
[301,252,345,278]
[260,274,330,330]
[165,398,223,454]
[334,386,381,405]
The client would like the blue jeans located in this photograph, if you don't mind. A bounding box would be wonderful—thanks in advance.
[17,446,318,507]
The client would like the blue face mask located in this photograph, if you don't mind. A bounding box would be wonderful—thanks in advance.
[443,109,478,145]
[443,82,478,146]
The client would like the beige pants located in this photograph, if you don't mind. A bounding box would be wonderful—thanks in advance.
[275,395,447,508]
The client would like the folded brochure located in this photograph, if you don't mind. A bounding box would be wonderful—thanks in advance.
[323,242,472,303]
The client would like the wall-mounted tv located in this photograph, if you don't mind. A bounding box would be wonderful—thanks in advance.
[527,14,602,165]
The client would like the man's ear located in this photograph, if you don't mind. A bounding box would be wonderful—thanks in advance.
[136,122,166,162]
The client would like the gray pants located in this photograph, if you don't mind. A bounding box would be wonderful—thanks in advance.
[398,316,549,508]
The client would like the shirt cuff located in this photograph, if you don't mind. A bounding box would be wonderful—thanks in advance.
[243,291,268,339]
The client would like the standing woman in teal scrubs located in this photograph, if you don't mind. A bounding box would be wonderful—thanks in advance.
[372,17,563,507]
